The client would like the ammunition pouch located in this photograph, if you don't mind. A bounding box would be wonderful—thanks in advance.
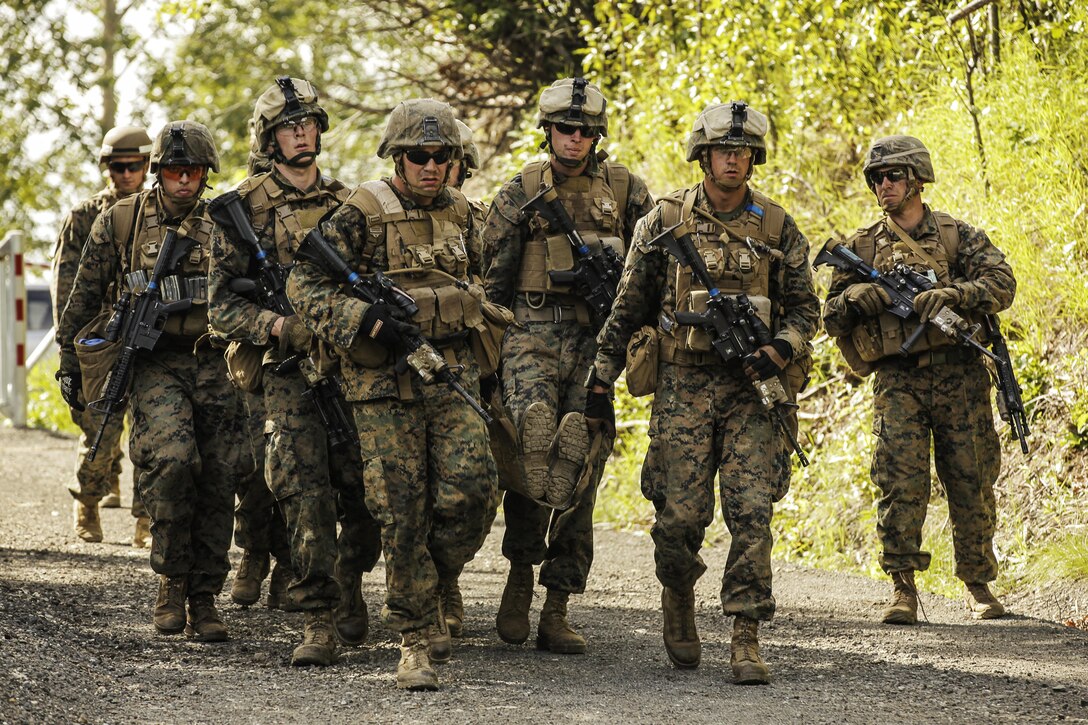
[74,309,122,403]
[469,299,514,378]
[625,325,659,397]
[225,341,265,393]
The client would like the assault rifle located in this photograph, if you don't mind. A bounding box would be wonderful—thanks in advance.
[521,185,624,327]
[985,315,1030,453]
[207,190,354,449]
[649,223,809,466]
[87,228,194,460]
[813,238,998,363]
[299,228,492,425]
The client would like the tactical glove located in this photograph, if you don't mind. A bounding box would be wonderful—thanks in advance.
[913,287,961,322]
[56,370,85,412]
[479,373,500,404]
[278,315,312,355]
[584,388,615,437]
[743,339,792,382]
[359,303,420,350]
[844,283,892,317]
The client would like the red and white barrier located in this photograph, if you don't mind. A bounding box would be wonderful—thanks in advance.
[1,230,28,426]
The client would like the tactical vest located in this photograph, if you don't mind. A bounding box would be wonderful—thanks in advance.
[515,160,630,319]
[110,191,214,339]
[658,187,786,362]
[845,211,965,364]
[237,171,349,263]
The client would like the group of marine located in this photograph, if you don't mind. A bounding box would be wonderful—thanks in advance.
[50,75,1018,690]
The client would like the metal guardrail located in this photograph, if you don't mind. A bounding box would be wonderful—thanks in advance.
[0,230,28,426]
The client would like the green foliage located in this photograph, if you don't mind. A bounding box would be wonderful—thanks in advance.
[25,353,80,437]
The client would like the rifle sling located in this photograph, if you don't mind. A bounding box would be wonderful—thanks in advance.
[884,217,946,279]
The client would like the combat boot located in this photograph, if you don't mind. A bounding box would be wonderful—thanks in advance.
[428,598,452,664]
[546,412,591,507]
[132,515,151,549]
[333,568,368,646]
[496,564,534,645]
[231,549,271,607]
[266,560,299,611]
[397,629,439,691]
[536,589,586,654]
[439,576,464,638]
[730,615,770,685]
[965,582,1006,620]
[185,594,229,642]
[661,587,700,669]
[292,609,339,666]
[153,575,187,634]
[881,570,918,625]
[521,402,556,501]
[73,499,103,543]
[101,481,122,508]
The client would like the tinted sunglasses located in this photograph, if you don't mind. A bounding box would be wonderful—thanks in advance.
[404,148,451,166]
[109,161,145,174]
[160,165,204,181]
[867,167,908,186]
[553,122,599,138]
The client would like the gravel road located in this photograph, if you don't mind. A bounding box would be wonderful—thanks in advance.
[1,424,1085,724]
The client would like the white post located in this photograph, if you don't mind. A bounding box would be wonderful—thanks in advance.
[0,230,28,427]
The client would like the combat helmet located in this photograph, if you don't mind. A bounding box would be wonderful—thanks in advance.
[456,120,481,170]
[98,126,153,166]
[376,99,462,159]
[253,77,330,166]
[537,78,608,136]
[863,135,935,186]
[686,102,769,165]
[149,120,220,174]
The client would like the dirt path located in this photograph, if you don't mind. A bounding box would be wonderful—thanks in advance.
[1,424,1085,724]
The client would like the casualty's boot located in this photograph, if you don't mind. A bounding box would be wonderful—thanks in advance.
[333,568,368,646]
[101,480,122,508]
[965,582,1006,620]
[153,575,188,634]
[661,587,700,669]
[730,615,770,685]
[266,559,299,611]
[428,598,452,664]
[496,564,534,645]
[73,499,103,543]
[132,515,151,549]
[881,570,919,625]
[521,402,556,500]
[231,549,271,607]
[546,412,591,507]
[536,589,586,654]
[397,629,439,691]
[292,609,339,666]
[185,594,229,642]
[439,576,464,638]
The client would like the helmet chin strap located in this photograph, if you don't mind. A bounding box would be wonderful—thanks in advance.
[272,133,321,168]
[701,149,751,192]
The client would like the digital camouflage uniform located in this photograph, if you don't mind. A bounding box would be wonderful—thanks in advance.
[208,166,382,612]
[482,158,653,594]
[593,182,819,620]
[822,206,1015,584]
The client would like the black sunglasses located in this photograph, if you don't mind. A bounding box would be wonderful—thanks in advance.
[405,148,451,166]
[867,167,908,186]
[109,161,145,173]
[553,122,599,138]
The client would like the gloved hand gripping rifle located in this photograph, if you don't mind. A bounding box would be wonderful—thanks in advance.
[649,223,809,466]
[299,227,492,425]
[521,185,624,328]
[208,190,355,448]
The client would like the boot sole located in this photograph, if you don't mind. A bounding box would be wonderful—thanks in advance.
[521,403,555,501]
[535,635,586,655]
[397,674,439,691]
[969,607,1006,620]
[881,612,918,625]
[291,646,338,667]
[184,625,229,642]
[230,592,261,607]
[154,622,185,635]
[546,413,591,506]
[665,647,701,669]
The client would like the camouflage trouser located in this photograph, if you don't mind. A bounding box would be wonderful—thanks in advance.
[233,391,290,564]
[354,365,498,633]
[70,405,146,518]
[500,318,608,594]
[641,362,788,622]
[130,346,252,597]
[871,360,1001,583]
[264,368,382,611]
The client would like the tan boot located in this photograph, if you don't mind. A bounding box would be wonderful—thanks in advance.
[101,480,122,508]
[153,575,187,634]
[185,594,229,642]
[231,549,271,607]
[521,402,556,500]
[333,567,368,646]
[73,500,103,543]
[266,560,299,611]
[881,570,919,625]
[662,587,700,669]
[132,516,151,549]
[428,598,452,664]
[439,576,464,638]
[292,609,339,666]
[496,564,534,645]
[965,582,1006,620]
[546,412,591,507]
[397,629,439,691]
[730,615,770,685]
[536,590,586,654]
